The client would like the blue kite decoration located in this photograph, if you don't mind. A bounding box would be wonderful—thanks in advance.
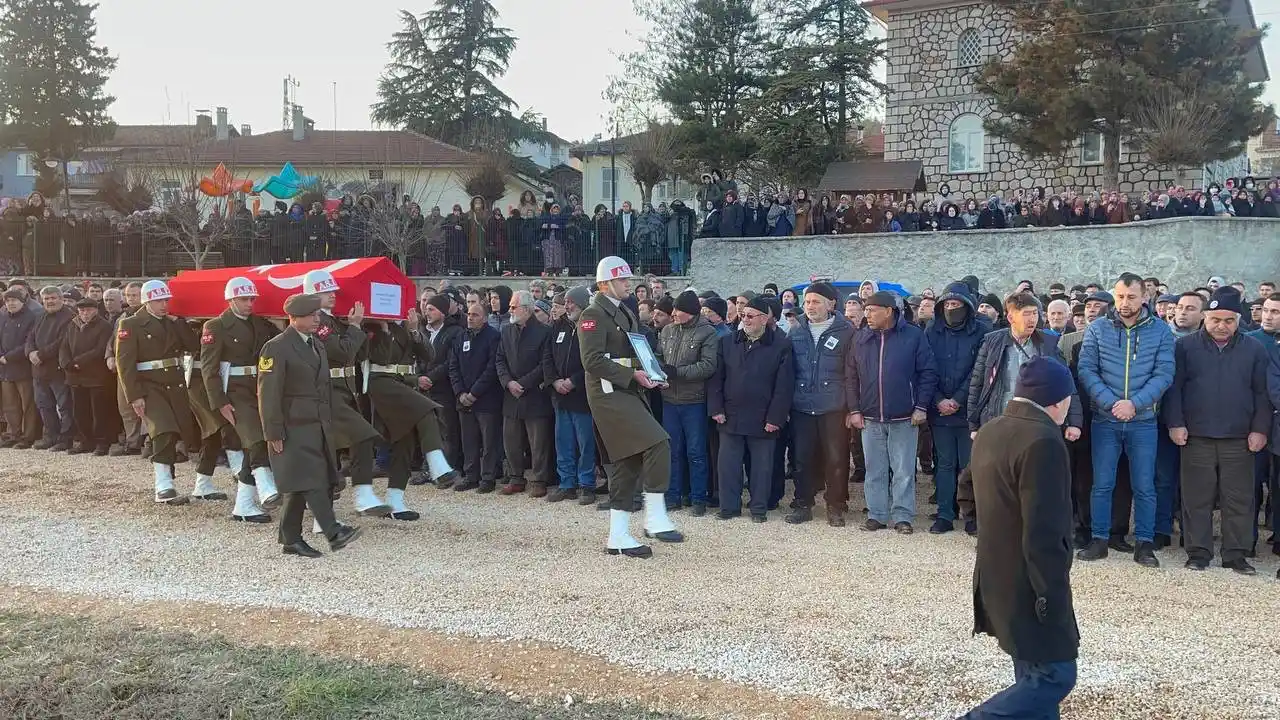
[252,162,318,198]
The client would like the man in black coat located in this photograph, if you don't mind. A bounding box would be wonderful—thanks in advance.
[708,296,793,521]
[416,292,465,484]
[965,357,1078,718]
[496,290,554,496]
[448,302,503,492]
[541,286,597,505]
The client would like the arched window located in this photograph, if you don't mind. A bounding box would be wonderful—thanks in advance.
[956,28,982,67]
[948,114,984,173]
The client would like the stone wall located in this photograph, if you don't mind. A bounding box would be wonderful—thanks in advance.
[689,218,1280,298]
[882,2,1194,197]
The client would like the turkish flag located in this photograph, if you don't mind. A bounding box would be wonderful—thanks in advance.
[167,257,417,320]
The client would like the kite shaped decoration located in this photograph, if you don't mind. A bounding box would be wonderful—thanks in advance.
[197,163,253,197]
[252,162,317,198]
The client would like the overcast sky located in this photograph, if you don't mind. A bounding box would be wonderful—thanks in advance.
[98,0,1278,144]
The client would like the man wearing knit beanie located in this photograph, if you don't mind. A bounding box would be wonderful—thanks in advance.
[543,285,599,505]
[703,296,730,337]
[965,356,1078,718]
[658,285,720,516]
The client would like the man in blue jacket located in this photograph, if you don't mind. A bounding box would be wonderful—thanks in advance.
[846,291,938,534]
[924,282,984,534]
[1245,295,1280,557]
[1076,273,1175,567]
[785,282,857,526]
[448,303,503,493]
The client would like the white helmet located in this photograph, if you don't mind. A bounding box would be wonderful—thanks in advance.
[303,269,339,295]
[224,276,259,301]
[595,256,633,283]
[140,279,172,302]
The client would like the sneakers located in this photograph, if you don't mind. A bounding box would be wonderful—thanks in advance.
[1076,538,1108,561]
[1223,558,1257,576]
[928,518,954,534]
[1133,542,1159,568]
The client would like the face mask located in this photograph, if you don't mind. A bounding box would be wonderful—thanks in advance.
[944,307,967,327]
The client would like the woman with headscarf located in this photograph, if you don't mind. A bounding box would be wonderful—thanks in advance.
[767,191,795,236]
[539,202,568,274]
[811,195,834,235]
[791,188,813,236]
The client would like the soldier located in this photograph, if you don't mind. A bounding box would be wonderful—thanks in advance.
[200,276,281,518]
[181,318,244,511]
[107,281,145,456]
[303,269,389,516]
[259,292,361,558]
[363,306,461,520]
[579,256,683,558]
[115,280,201,504]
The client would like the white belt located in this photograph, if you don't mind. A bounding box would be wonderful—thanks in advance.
[329,366,357,379]
[189,359,202,369]
[226,365,257,377]
[370,363,414,375]
[610,357,635,368]
[136,358,182,371]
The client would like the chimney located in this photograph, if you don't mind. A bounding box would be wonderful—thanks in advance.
[195,112,212,135]
[240,124,252,137]
[215,106,229,141]
[292,105,306,141]
[541,117,547,131]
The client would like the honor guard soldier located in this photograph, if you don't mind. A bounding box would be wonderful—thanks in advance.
[362,306,461,520]
[200,277,281,519]
[259,292,361,558]
[181,318,249,513]
[114,280,202,504]
[579,256,683,558]
[303,269,389,516]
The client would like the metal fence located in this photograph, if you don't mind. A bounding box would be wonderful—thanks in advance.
[0,216,693,278]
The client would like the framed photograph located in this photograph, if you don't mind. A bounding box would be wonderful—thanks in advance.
[627,332,668,384]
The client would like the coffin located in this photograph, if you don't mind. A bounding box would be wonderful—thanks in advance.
[167,257,416,320]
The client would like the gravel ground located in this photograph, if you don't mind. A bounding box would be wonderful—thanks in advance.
[1,448,1278,720]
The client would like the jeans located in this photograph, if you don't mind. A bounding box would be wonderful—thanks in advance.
[931,424,972,522]
[1154,424,1180,536]
[34,376,72,441]
[554,408,596,490]
[668,248,687,275]
[664,401,709,505]
[863,420,919,525]
[962,659,1077,719]
[1090,420,1157,543]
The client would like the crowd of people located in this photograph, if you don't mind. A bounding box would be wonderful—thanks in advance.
[0,257,1276,574]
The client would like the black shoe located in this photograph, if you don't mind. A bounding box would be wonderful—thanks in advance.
[1077,538,1108,561]
[964,519,978,537]
[1153,533,1172,550]
[861,518,887,532]
[385,510,421,521]
[828,511,846,528]
[435,470,460,489]
[476,482,495,494]
[606,544,653,558]
[1108,536,1135,553]
[1134,542,1159,568]
[283,540,322,558]
[894,521,914,535]
[232,513,271,524]
[929,518,954,534]
[93,444,110,456]
[785,508,813,524]
[546,487,577,503]
[453,479,480,492]
[409,472,432,486]
[1184,557,1208,571]
[1223,558,1257,576]
[578,490,597,506]
[643,529,684,543]
[717,509,740,520]
[751,514,767,523]
[153,488,189,505]
[689,502,706,517]
[328,524,362,551]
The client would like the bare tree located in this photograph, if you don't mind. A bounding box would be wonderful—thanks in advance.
[626,123,677,207]
[460,152,509,209]
[1131,84,1231,171]
[350,161,449,274]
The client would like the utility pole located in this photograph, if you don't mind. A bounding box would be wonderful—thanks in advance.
[609,120,618,214]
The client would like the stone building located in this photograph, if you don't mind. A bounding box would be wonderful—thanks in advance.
[864,0,1269,198]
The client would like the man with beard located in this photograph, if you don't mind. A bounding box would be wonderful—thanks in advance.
[201,277,282,517]
[580,256,682,557]
[303,270,387,516]
[1076,274,1175,567]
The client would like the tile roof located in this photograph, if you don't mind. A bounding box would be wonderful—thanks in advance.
[130,130,476,167]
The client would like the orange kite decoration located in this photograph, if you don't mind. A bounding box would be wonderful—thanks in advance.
[198,163,253,197]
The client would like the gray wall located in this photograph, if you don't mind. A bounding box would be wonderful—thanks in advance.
[690,217,1280,297]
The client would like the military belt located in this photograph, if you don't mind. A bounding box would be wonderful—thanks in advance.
[226,365,257,377]
[136,358,182,371]
[189,359,202,369]
[369,363,414,375]
[329,366,357,379]
[610,357,635,368]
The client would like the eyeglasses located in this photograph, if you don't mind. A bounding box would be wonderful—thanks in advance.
[741,312,766,321]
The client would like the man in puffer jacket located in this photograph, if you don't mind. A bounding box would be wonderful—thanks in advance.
[846,291,938,534]
[656,290,720,515]
[923,282,984,534]
[1075,273,1175,568]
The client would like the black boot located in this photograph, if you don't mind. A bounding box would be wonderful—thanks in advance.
[1076,538,1108,561]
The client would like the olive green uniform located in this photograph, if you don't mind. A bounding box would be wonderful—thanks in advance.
[115,309,200,464]
[363,321,443,489]
[317,310,380,489]
[200,308,280,477]
[577,292,671,510]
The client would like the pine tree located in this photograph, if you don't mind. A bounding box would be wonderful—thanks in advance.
[978,0,1271,191]
[0,0,116,210]
[372,2,540,151]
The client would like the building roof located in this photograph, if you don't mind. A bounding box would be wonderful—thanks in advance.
[129,129,476,167]
[94,125,212,150]
[571,130,660,159]
[818,160,926,193]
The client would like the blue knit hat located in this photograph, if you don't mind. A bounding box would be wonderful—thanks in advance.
[1014,357,1074,408]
